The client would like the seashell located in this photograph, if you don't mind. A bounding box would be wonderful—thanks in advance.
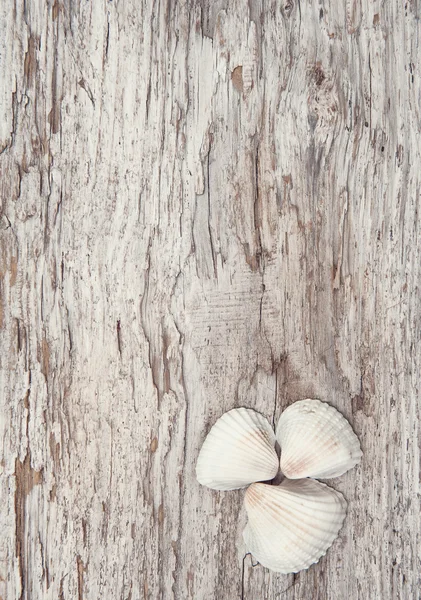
[276,399,362,479]
[196,408,279,491]
[243,478,347,573]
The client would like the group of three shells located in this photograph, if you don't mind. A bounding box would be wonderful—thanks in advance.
[196,400,362,573]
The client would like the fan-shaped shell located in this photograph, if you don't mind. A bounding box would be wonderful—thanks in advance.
[276,399,362,479]
[243,479,347,573]
[196,408,279,490]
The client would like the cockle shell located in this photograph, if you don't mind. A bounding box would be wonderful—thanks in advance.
[243,479,347,573]
[276,399,362,479]
[196,408,279,490]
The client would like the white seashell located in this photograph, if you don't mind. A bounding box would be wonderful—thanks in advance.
[196,408,279,490]
[243,479,347,573]
[276,399,362,479]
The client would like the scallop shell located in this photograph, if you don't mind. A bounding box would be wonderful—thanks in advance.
[196,408,279,490]
[276,399,362,479]
[243,479,347,573]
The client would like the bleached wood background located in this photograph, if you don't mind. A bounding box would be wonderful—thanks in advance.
[1,0,420,598]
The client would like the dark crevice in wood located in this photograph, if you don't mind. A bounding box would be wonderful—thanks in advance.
[241,553,247,600]
[105,16,110,58]
[116,319,122,355]
[76,555,85,600]
[253,142,262,271]
[207,138,217,278]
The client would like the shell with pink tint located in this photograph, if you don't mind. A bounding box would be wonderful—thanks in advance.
[243,478,347,573]
[276,399,362,479]
[196,408,279,491]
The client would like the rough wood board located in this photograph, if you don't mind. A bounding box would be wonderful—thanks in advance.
[1,1,420,598]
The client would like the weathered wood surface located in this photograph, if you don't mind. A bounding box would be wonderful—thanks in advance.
[1,1,420,598]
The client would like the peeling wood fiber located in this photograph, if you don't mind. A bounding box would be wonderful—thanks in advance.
[1,1,420,599]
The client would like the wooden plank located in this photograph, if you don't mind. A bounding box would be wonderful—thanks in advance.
[1,1,420,598]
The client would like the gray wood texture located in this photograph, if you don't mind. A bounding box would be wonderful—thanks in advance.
[1,1,420,598]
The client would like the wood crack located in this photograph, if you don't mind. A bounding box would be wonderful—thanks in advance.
[253,141,262,270]
[76,555,85,600]
[241,553,247,600]
[206,135,217,278]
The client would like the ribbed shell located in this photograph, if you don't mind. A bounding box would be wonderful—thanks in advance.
[276,399,362,479]
[243,479,347,573]
[196,408,279,490]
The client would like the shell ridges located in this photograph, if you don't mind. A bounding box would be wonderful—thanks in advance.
[276,399,362,479]
[196,408,279,491]
[243,479,347,573]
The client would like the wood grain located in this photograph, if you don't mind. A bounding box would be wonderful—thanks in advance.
[1,1,420,598]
